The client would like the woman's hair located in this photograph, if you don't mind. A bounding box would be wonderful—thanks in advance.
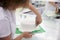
[0,0,29,9]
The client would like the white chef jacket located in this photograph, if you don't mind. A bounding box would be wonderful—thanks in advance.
[0,7,16,39]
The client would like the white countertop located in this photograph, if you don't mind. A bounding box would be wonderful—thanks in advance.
[14,16,60,40]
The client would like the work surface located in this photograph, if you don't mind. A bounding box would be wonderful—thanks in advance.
[14,15,60,40]
[14,8,60,40]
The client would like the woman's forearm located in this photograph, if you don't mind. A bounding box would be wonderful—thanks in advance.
[29,3,41,16]
[14,35,23,40]
[29,3,42,24]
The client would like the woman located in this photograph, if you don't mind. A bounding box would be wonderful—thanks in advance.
[0,0,42,40]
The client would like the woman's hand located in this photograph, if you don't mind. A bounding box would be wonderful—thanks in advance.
[22,32,32,38]
[36,16,42,26]
[15,32,32,40]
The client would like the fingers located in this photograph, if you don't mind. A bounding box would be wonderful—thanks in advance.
[22,32,32,38]
[36,16,42,26]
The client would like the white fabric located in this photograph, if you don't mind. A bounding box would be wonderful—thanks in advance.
[0,7,4,20]
[0,7,16,39]
[0,7,11,38]
[6,10,16,39]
